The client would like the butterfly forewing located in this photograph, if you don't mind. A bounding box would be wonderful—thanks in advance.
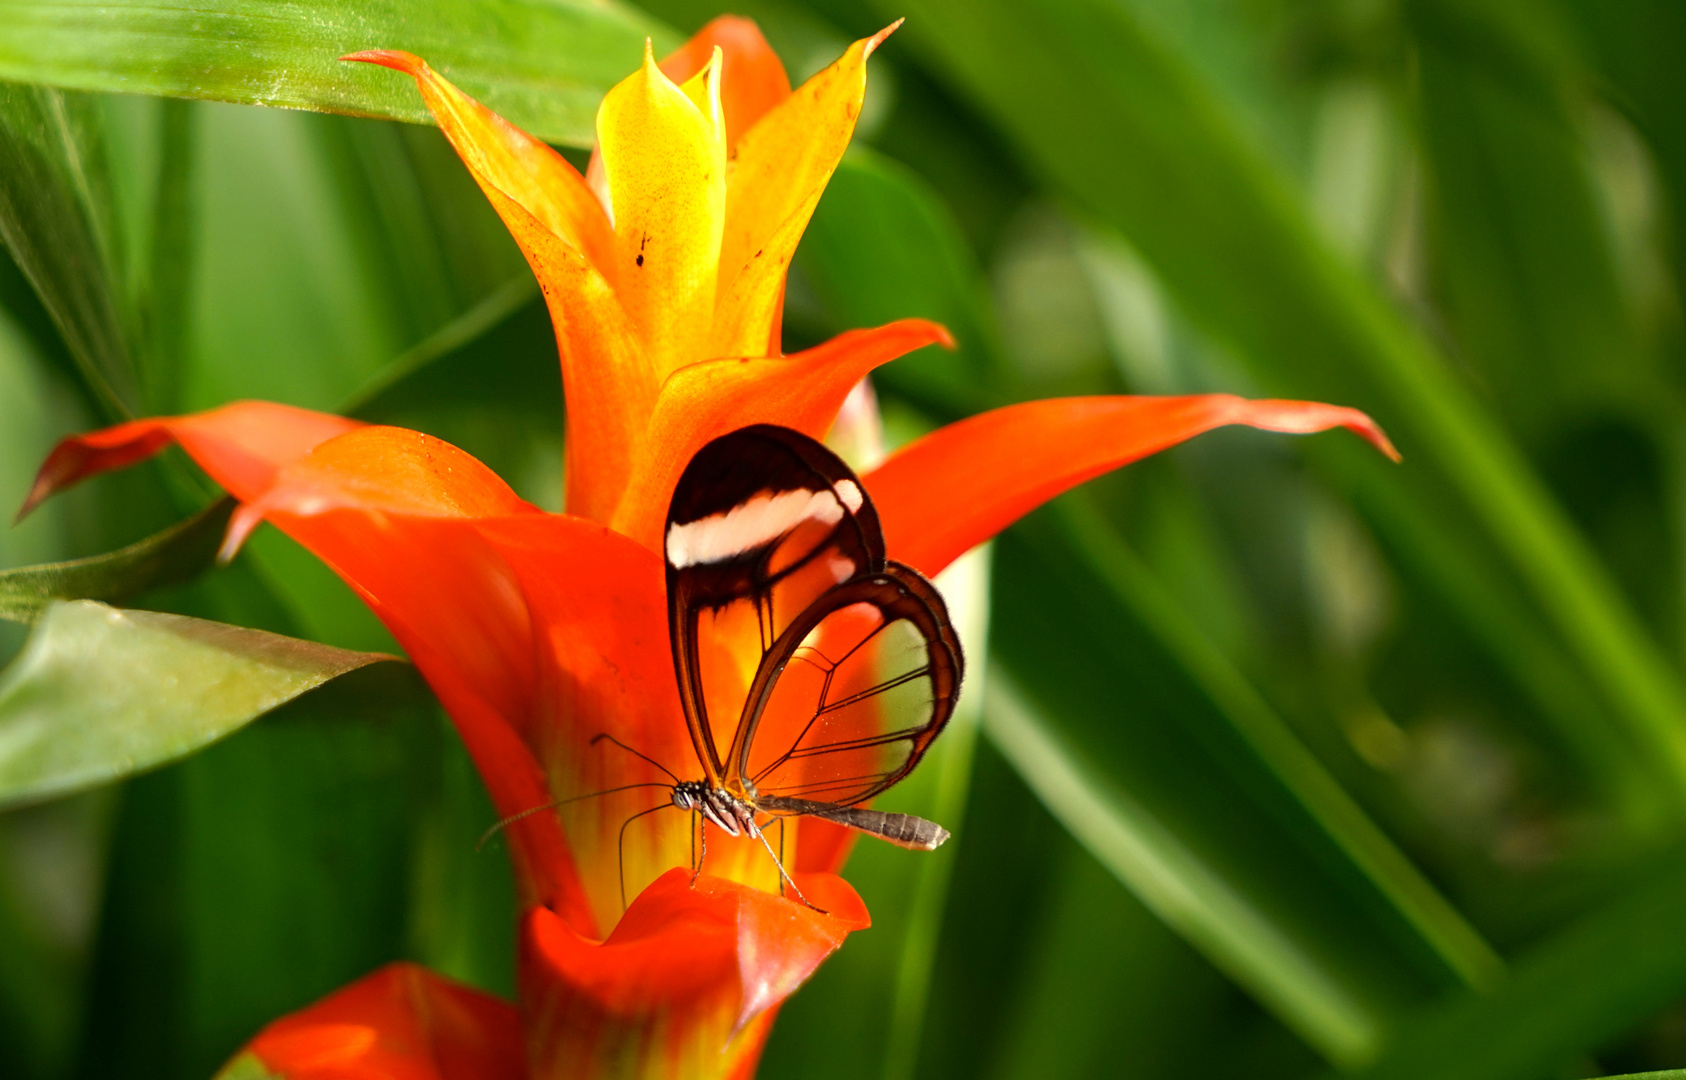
[666,426,886,785]
[740,565,962,807]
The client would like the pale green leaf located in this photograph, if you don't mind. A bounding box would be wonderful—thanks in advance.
[0,0,677,147]
[0,599,398,808]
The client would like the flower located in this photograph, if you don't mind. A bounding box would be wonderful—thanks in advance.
[19,17,1398,1080]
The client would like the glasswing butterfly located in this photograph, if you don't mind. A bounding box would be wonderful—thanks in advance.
[484,424,963,911]
[661,424,963,905]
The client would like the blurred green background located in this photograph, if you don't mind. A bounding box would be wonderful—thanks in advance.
[2,0,1686,1077]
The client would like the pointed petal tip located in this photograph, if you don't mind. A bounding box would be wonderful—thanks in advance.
[865,18,904,57]
[1367,427,1402,463]
[1325,406,1400,462]
[13,480,48,525]
[217,505,264,565]
[340,49,426,76]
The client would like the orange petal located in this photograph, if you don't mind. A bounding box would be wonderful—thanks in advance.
[343,50,614,274]
[16,401,359,521]
[471,513,704,933]
[597,42,726,381]
[866,395,1400,577]
[212,426,600,921]
[231,963,522,1080]
[707,23,899,362]
[523,869,867,1079]
[344,51,648,525]
[224,424,539,557]
[662,16,791,149]
[610,318,953,551]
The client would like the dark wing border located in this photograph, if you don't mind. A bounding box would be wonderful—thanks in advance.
[729,560,964,804]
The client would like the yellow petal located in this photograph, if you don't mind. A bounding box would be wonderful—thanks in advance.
[597,41,728,379]
[343,51,615,275]
[707,23,899,360]
[609,318,952,550]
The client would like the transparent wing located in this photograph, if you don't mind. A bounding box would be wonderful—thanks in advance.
[739,564,963,807]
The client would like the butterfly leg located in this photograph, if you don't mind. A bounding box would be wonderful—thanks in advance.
[752,824,826,914]
[691,817,708,886]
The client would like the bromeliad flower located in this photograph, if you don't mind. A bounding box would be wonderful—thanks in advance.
[18,17,1399,1080]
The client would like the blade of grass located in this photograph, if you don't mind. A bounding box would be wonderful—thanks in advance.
[1056,493,1505,992]
[1335,851,1686,1080]
[0,82,136,418]
[0,0,675,148]
[983,670,1384,1065]
[885,0,1686,815]
[0,498,233,624]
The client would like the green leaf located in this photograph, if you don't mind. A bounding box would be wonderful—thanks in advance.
[0,0,676,148]
[1338,855,1686,1080]
[1413,15,1643,431]
[881,0,1686,823]
[0,81,137,417]
[1054,496,1504,992]
[794,149,1004,418]
[984,523,1425,1066]
[339,274,538,417]
[0,498,233,624]
[1564,0,1686,323]
[0,599,399,808]
[75,662,437,1077]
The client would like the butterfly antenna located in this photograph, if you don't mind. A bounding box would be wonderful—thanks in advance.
[590,732,682,783]
[476,783,673,852]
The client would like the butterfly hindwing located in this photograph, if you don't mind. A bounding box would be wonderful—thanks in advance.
[664,425,962,809]
[738,562,962,807]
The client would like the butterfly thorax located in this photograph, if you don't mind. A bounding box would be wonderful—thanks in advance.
[671,779,761,838]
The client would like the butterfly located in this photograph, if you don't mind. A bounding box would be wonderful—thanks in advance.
[483,424,963,911]
[658,424,964,905]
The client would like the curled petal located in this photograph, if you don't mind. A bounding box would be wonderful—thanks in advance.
[226,962,522,1080]
[584,17,793,245]
[610,319,953,551]
[17,401,359,521]
[212,427,612,921]
[867,395,1400,577]
[523,869,867,1080]
[708,22,900,361]
[224,424,539,558]
[343,50,614,274]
